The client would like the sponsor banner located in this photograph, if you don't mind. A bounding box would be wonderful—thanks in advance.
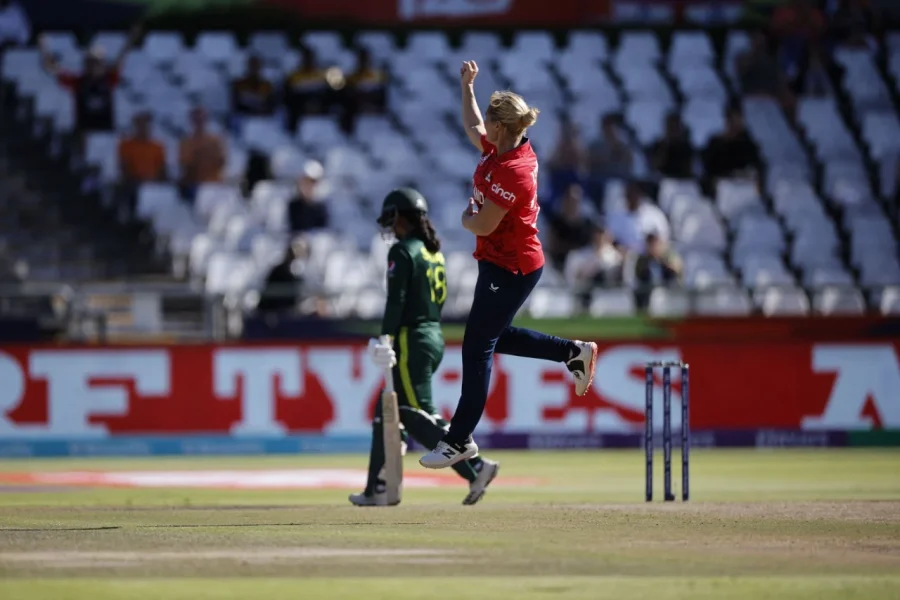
[23,0,762,30]
[0,430,862,458]
[262,0,611,25]
[848,429,900,447]
[610,0,745,23]
[477,429,851,450]
[0,435,370,459]
[0,343,898,444]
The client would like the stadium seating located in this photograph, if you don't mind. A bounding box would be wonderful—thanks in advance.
[3,26,899,318]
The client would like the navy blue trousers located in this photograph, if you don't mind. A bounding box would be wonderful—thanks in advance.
[446,260,576,444]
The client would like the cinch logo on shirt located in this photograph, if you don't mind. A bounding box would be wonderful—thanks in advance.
[491,183,516,202]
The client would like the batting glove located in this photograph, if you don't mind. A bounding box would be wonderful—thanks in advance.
[367,338,397,369]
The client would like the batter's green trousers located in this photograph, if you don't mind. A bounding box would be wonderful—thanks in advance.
[365,324,484,495]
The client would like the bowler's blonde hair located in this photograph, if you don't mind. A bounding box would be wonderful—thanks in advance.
[486,91,540,138]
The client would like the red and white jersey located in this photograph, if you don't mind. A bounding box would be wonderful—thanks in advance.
[471,134,545,275]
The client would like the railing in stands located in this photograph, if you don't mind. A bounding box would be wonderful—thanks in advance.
[0,282,897,343]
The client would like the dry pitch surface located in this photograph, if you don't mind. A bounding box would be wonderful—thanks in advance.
[0,449,899,599]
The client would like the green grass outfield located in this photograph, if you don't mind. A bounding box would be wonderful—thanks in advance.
[1,449,899,599]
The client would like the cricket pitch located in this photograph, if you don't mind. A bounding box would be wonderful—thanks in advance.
[0,449,898,599]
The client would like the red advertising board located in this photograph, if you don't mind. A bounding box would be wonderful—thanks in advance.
[1,342,897,438]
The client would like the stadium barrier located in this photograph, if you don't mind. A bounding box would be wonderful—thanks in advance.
[0,340,897,457]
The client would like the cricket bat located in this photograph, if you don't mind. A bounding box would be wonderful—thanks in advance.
[380,334,403,505]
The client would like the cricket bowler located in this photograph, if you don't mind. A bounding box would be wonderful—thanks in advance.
[350,187,500,506]
[419,61,599,470]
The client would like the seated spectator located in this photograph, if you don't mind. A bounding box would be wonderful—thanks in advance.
[0,0,29,53]
[770,0,826,84]
[628,232,683,310]
[736,31,786,98]
[340,48,388,133]
[545,183,595,270]
[118,112,166,184]
[288,160,329,233]
[564,224,624,309]
[178,107,225,201]
[38,27,138,136]
[894,156,900,205]
[117,111,165,217]
[702,106,761,184]
[0,249,19,283]
[231,54,277,119]
[607,182,670,253]
[546,118,587,210]
[830,0,880,51]
[258,239,307,315]
[588,113,633,188]
[798,45,832,96]
[284,46,330,133]
[649,113,694,180]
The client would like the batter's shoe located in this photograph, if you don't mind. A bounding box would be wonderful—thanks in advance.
[419,436,478,469]
[462,458,500,505]
[567,340,598,396]
[348,490,399,507]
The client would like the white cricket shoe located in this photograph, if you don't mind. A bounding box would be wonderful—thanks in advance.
[348,489,399,507]
[419,437,478,469]
[567,340,598,396]
[462,458,499,505]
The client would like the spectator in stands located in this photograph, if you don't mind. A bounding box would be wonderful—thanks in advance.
[288,160,329,233]
[231,54,277,120]
[798,45,832,96]
[702,106,762,184]
[0,249,19,283]
[564,224,623,309]
[628,232,683,310]
[340,48,388,134]
[284,46,330,133]
[38,27,139,136]
[894,157,900,206]
[258,238,307,315]
[771,0,826,84]
[118,112,166,184]
[736,31,786,97]
[607,182,670,253]
[545,183,595,270]
[649,113,694,180]
[737,31,797,116]
[587,113,633,199]
[178,106,225,202]
[830,0,880,50]
[117,111,166,217]
[0,0,29,52]
[547,118,587,210]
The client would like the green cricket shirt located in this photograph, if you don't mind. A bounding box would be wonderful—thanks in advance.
[381,237,446,337]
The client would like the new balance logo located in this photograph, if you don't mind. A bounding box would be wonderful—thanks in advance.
[441,448,456,459]
[489,284,499,292]
[491,183,516,202]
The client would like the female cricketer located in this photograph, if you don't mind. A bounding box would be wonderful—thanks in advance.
[419,61,598,469]
[350,187,500,506]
